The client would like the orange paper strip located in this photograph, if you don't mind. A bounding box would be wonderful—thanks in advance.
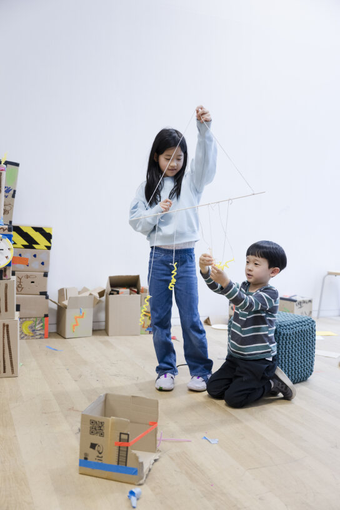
[12,256,29,265]
[114,421,158,447]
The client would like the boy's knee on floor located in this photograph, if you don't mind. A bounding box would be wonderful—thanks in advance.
[206,380,224,399]
[224,391,245,409]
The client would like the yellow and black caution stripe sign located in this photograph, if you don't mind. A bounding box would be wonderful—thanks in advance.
[13,226,52,250]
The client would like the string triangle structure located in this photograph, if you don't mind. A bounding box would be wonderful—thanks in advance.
[133,108,265,302]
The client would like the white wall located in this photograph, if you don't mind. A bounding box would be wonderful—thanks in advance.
[1,0,339,329]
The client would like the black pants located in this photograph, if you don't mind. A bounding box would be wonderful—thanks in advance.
[207,354,277,408]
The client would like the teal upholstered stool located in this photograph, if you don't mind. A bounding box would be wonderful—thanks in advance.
[275,312,316,384]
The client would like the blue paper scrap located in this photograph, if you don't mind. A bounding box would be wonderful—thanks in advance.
[46,346,63,352]
[203,436,219,444]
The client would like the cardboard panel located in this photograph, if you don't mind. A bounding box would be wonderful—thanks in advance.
[12,248,50,272]
[105,276,141,337]
[15,271,48,295]
[20,316,49,340]
[57,306,93,339]
[13,226,52,250]
[0,314,19,378]
[3,161,19,224]
[16,294,49,318]
[106,294,141,336]
[0,277,16,320]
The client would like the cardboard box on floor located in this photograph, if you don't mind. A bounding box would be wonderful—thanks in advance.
[50,286,105,339]
[279,295,313,317]
[105,276,141,336]
[0,313,19,378]
[79,393,159,485]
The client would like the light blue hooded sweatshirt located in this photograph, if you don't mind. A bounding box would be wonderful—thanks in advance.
[129,120,217,246]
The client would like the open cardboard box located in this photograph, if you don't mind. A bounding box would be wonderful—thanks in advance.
[50,286,105,338]
[105,276,141,336]
[79,393,159,485]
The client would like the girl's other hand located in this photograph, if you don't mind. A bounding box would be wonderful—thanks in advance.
[160,198,172,212]
[196,105,212,123]
[199,253,214,274]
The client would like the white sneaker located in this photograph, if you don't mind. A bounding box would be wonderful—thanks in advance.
[187,376,207,392]
[155,373,175,391]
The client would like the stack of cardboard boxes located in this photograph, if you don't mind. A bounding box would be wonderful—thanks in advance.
[12,225,52,339]
[0,274,19,378]
[0,161,20,377]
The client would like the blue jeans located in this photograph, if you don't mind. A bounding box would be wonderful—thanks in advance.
[148,247,213,380]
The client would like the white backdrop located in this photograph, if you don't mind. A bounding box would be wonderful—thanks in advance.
[1,0,339,329]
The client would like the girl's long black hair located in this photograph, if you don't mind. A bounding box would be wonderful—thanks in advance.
[145,128,188,206]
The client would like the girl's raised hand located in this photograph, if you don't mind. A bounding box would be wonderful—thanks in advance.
[160,198,172,212]
[196,105,212,123]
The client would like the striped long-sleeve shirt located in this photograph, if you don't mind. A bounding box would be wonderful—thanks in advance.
[202,272,279,360]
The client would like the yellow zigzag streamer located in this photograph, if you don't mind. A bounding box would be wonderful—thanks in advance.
[140,294,151,326]
[215,258,235,270]
[168,262,178,291]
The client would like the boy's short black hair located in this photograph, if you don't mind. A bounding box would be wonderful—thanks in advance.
[246,240,287,271]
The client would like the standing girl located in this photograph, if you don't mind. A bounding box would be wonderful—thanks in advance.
[129,106,217,392]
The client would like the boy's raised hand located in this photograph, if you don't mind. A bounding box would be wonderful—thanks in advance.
[196,105,212,123]
[210,265,230,288]
[199,253,214,274]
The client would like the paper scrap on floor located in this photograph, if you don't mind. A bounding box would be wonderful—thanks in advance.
[315,349,340,358]
[316,331,337,336]
[203,436,219,444]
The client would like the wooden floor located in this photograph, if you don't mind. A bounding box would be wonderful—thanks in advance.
[1,316,340,510]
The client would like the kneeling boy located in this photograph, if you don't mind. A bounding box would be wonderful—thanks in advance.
[200,240,296,408]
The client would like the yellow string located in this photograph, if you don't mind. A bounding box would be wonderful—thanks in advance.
[140,294,151,326]
[168,262,178,291]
